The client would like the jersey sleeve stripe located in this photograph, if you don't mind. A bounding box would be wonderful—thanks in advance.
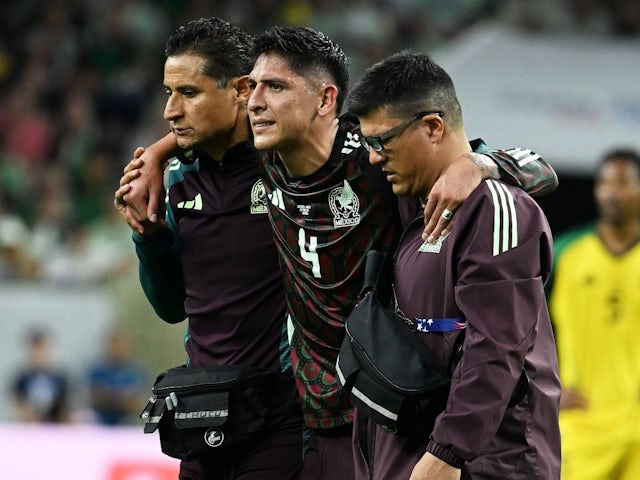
[486,180,519,255]
[505,147,541,167]
[486,180,502,256]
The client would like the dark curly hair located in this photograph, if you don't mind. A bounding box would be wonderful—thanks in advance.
[165,17,254,88]
[251,26,349,113]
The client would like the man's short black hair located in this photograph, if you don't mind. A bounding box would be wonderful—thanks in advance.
[346,50,462,128]
[251,26,349,113]
[165,17,254,88]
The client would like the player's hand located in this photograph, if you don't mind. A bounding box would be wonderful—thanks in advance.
[410,451,461,480]
[115,181,139,233]
[422,152,483,243]
[114,147,167,234]
[122,146,167,224]
[114,182,165,235]
[123,148,145,175]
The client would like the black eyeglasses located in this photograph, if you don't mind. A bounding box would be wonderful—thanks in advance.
[359,111,444,152]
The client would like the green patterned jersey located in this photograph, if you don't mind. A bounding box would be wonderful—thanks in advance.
[262,115,400,428]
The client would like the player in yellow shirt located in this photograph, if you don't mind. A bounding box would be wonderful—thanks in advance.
[549,148,640,480]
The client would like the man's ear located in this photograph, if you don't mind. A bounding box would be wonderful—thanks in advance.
[423,114,445,142]
[234,75,251,102]
[318,84,339,116]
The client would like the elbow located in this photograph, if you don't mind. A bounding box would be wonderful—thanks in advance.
[539,169,559,196]
[151,304,187,324]
[532,165,559,197]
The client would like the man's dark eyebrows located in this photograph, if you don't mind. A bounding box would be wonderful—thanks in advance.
[248,76,289,87]
[171,83,200,93]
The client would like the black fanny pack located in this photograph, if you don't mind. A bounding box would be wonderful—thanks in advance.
[336,251,452,435]
[141,364,296,460]
[337,251,529,436]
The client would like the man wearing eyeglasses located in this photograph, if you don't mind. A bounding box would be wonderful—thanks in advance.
[117,26,558,479]
[347,51,561,480]
[358,110,443,153]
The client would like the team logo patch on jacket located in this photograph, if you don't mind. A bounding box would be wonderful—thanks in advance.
[419,233,448,253]
[250,180,268,214]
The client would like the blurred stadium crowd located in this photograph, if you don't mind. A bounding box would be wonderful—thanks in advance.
[0,0,638,285]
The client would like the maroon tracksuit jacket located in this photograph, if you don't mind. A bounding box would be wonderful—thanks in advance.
[356,179,561,480]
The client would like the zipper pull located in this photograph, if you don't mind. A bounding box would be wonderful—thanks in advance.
[140,395,156,420]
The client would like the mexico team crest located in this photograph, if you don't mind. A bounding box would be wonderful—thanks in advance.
[419,233,448,253]
[250,180,268,214]
[329,180,361,228]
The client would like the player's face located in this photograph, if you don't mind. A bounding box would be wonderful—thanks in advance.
[163,54,247,157]
[595,158,640,225]
[360,107,441,198]
[247,53,323,155]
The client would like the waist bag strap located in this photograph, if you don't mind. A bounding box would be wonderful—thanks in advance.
[413,317,466,332]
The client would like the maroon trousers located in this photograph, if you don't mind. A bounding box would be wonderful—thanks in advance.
[300,424,355,480]
[179,415,303,480]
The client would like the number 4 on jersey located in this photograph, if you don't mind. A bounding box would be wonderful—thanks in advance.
[298,228,321,278]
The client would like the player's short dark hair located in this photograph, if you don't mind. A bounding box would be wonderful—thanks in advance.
[346,50,462,128]
[251,26,349,113]
[165,17,254,88]
[599,148,640,177]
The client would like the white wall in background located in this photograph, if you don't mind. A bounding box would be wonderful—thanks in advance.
[435,25,640,173]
